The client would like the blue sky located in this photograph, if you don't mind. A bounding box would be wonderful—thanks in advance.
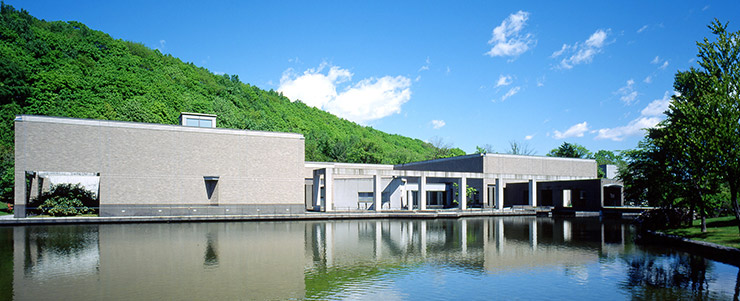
[9,1,740,155]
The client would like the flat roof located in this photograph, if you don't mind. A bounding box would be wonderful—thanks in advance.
[394,153,595,169]
[16,115,305,140]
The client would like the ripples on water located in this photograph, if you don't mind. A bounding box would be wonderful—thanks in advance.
[0,217,737,300]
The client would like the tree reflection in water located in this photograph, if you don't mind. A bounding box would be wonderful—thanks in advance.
[623,253,717,299]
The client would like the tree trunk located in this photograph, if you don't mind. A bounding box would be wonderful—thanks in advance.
[730,181,740,235]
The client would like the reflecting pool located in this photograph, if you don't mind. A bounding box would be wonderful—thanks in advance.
[1,217,738,300]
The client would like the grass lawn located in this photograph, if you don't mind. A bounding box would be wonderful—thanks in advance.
[664,215,740,249]
[0,203,10,216]
[29,213,99,218]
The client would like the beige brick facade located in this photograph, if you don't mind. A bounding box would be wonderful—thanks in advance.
[15,115,305,217]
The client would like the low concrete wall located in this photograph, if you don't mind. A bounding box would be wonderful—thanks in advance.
[641,230,740,266]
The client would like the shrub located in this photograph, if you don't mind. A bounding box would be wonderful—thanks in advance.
[30,183,97,216]
[634,208,692,231]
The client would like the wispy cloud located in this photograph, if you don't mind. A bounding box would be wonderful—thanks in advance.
[637,25,649,33]
[431,120,446,129]
[651,56,669,69]
[616,79,638,105]
[485,11,536,58]
[278,62,412,124]
[552,29,611,69]
[524,135,534,140]
[419,57,431,72]
[495,74,513,87]
[643,76,652,84]
[595,91,672,141]
[500,86,521,101]
[553,122,589,139]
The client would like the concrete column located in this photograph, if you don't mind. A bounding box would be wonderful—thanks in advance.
[325,169,333,212]
[460,177,467,210]
[563,220,572,242]
[599,182,605,209]
[419,174,427,210]
[402,178,412,211]
[373,174,382,212]
[495,178,504,210]
[461,219,468,255]
[312,170,321,210]
[420,220,427,257]
[407,190,414,210]
[528,179,537,207]
[482,179,489,208]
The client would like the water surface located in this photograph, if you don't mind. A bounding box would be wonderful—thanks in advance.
[2,217,738,300]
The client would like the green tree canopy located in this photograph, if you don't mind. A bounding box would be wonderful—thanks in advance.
[546,142,592,159]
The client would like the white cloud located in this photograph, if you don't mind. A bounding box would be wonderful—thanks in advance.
[643,76,652,84]
[524,135,534,140]
[595,91,672,141]
[419,57,430,72]
[486,11,536,58]
[551,44,569,58]
[616,79,638,105]
[500,86,521,101]
[640,91,672,116]
[553,122,589,139]
[659,61,669,70]
[637,25,649,33]
[621,91,638,103]
[431,120,446,129]
[278,63,411,124]
[553,29,611,69]
[496,74,513,87]
[651,56,661,64]
[536,76,545,87]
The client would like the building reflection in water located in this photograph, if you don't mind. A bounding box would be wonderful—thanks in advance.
[306,217,627,273]
[5,217,737,300]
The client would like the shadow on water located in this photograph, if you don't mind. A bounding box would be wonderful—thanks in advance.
[0,227,12,301]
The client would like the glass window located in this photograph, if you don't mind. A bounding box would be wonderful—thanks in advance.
[185,118,214,128]
[186,118,199,127]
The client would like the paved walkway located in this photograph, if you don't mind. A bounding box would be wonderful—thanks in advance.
[0,209,536,225]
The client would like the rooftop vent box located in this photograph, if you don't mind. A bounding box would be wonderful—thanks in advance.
[179,112,217,128]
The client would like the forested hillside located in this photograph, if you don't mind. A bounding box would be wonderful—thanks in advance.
[0,3,461,203]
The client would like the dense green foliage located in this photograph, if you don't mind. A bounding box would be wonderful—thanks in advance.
[620,20,740,233]
[31,183,96,216]
[547,142,592,159]
[0,4,447,203]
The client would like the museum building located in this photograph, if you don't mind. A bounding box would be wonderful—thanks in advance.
[14,114,622,217]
